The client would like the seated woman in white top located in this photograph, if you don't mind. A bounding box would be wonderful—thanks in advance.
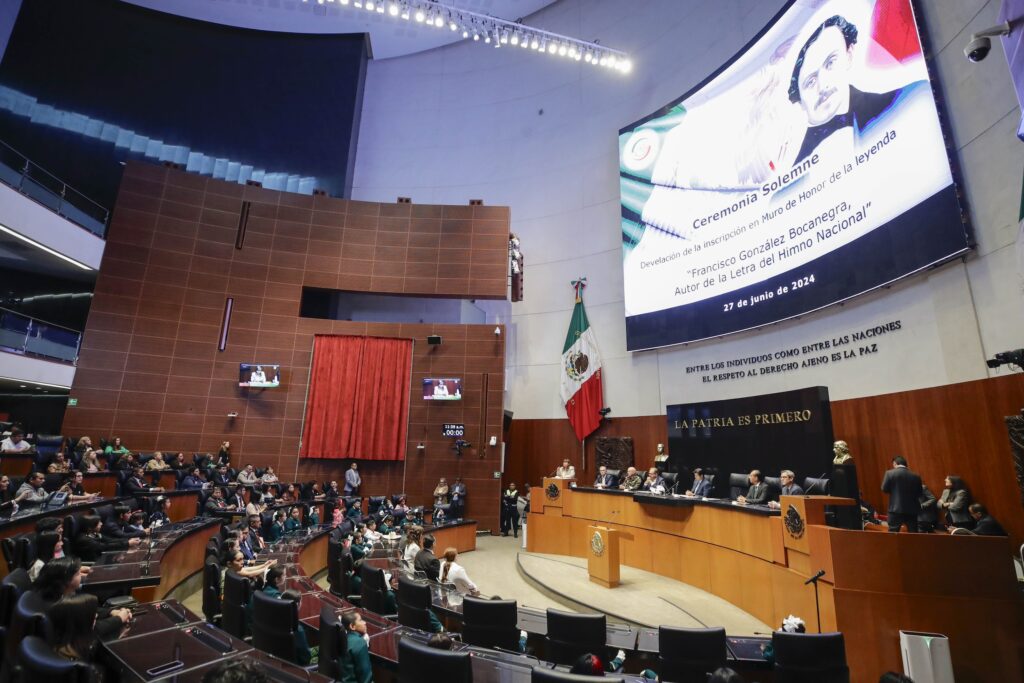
[402,527,423,566]
[439,547,478,595]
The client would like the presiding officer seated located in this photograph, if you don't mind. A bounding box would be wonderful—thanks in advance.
[768,470,804,509]
[685,468,712,498]
[593,466,616,489]
[736,470,769,505]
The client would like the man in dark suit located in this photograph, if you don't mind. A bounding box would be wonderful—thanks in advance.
[212,465,232,487]
[686,468,713,498]
[769,470,805,509]
[125,466,164,495]
[881,456,922,532]
[75,514,141,562]
[102,504,148,539]
[593,465,616,489]
[966,503,1006,536]
[737,470,769,505]
[413,534,441,581]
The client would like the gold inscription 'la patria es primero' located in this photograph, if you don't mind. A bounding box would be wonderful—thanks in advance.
[674,410,812,429]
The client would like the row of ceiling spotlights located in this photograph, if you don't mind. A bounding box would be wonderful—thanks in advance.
[303,0,632,73]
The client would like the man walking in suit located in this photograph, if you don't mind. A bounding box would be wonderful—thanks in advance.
[881,455,922,532]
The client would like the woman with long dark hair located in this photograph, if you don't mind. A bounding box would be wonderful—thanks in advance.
[938,475,972,528]
[34,557,132,640]
[29,530,63,581]
[49,593,102,662]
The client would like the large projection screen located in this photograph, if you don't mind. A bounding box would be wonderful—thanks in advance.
[619,0,970,351]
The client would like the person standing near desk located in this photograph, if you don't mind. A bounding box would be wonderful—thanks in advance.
[340,611,374,683]
[685,468,712,498]
[736,470,769,505]
[881,455,922,533]
[345,462,362,496]
[555,458,576,479]
[501,482,519,537]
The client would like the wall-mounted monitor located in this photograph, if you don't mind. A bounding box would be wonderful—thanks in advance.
[239,364,281,388]
[423,378,461,401]
[618,0,970,350]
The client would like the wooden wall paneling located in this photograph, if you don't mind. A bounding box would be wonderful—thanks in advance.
[65,162,509,533]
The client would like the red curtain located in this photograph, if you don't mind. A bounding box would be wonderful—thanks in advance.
[301,335,412,461]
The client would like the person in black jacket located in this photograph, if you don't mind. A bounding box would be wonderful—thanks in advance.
[102,505,149,539]
[966,503,1007,537]
[34,557,132,640]
[125,466,164,495]
[737,470,769,505]
[76,515,141,561]
[881,456,923,533]
[413,534,441,581]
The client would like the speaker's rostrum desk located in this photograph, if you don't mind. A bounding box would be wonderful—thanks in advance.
[527,487,1023,682]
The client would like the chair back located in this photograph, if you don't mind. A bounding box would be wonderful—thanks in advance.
[327,539,345,595]
[803,477,831,495]
[462,595,519,650]
[397,575,434,631]
[360,564,389,614]
[545,608,605,665]
[221,571,252,639]
[773,631,849,683]
[0,568,32,626]
[202,557,221,622]
[661,472,679,493]
[17,635,97,683]
[729,472,750,498]
[15,536,35,570]
[1,537,19,572]
[9,591,52,661]
[531,669,623,683]
[657,626,727,683]
[397,636,472,683]
[251,589,299,662]
[368,496,387,515]
[318,603,348,680]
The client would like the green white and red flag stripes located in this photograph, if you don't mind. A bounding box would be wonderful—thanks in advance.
[560,278,603,441]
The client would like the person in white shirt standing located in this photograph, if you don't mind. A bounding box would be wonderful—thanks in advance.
[439,547,478,595]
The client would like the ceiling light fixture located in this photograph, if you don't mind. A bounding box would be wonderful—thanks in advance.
[0,223,93,271]
[301,0,630,73]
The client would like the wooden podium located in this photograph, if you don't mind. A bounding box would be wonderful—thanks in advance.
[586,525,619,588]
[538,477,574,513]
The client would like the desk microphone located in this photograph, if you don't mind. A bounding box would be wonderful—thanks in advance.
[804,569,826,585]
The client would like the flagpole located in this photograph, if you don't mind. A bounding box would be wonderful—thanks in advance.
[581,436,586,473]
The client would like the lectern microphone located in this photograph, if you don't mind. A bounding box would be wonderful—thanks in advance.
[804,569,826,585]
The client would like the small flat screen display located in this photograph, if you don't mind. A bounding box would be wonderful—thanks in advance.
[239,364,280,388]
[423,378,461,401]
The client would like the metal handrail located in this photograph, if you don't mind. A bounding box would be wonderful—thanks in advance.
[0,138,109,236]
[0,306,81,365]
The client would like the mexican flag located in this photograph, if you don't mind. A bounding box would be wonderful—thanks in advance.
[560,279,603,441]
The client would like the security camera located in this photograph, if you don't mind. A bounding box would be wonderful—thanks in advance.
[964,22,1011,62]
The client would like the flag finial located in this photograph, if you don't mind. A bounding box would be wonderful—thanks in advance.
[571,277,587,303]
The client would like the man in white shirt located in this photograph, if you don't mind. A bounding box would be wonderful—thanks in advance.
[237,464,259,485]
[1,428,33,453]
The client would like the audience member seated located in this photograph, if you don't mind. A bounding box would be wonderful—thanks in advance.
[248,514,267,551]
[80,449,102,473]
[641,467,667,494]
[221,548,276,592]
[47,452,71,474]
[1,427,34,453]
[569,652,627,676]
[593,465,616,489]
[104,504,149,538]
[181,466,208,490]
[279,589,318,665]
[403,526,423,566]
[237,464,258,485]
[414,534,441,581]
[74,436,93,458]
[61,470,100,503]
[212,465,233,487]
[74,515,141,561]
[278,483,297,504]
[556,458,576,479]
[284,506,304,533]
[0,474,13,504]
[230,483,247,510]
[684,468,712,498]
[169,452,189,470]
[126,466,165,495]
[29,530,62,581]
[918,485,939,533]
[394,496,410,516]
[433,478,449,506]
[15,471,50,505]
[964,503,1006,536]
[238,524,258,561]
[205,487,234,514]
[35,557,131,639]
[736,470,769,505]
[346,499,363,521]
[113,452,137,471]
[427,633,454,650]
[340,611,374,683]
[145,451,170,471]
[364,519,382,543]
[149,496,172,527]
[439,547,478,595]
[49,593,108,670]
[325,480,341,499]
[104,436,130,460]
[261,466,279,484]
[938,475,972,529]
[767,470,804,509]
[246,488,268,517]
[268,510,287,542]
[618,467,642,492]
